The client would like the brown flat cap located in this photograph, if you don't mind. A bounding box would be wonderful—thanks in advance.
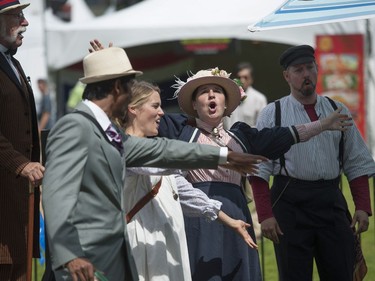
[279,45,315,69]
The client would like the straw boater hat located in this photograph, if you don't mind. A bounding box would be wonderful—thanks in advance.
[173,67,242,118]
[0,0,29,14]
[80,47,142,84]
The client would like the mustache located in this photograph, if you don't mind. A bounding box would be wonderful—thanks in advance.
[18,27,27,33]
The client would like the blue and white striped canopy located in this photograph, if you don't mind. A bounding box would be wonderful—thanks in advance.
[249,0,375,32]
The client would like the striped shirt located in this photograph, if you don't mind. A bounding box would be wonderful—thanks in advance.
[186,119,243,186]
[256,94,375,182]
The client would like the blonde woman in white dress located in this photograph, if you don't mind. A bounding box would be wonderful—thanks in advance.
[122,81,256,281]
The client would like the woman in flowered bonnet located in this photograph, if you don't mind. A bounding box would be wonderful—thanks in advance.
[157,67,352,281]
[174,67,246,119]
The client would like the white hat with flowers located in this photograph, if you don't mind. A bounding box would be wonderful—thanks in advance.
[172,67,246,118]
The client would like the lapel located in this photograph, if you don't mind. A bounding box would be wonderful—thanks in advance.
[75,103,124,198]
[0,54,30,98]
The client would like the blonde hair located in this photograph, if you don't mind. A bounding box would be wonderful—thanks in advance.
[120,80,160,127]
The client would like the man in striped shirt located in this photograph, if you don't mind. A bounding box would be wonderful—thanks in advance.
[251,45,375,281]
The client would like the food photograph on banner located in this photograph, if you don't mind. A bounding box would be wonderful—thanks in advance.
[315,34,365,139]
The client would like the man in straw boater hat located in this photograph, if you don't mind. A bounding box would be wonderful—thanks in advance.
[155,67,353,280]
[41,47,270,281]
[0,1,45,281]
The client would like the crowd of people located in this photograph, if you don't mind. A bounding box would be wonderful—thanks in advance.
[1,2,375,281]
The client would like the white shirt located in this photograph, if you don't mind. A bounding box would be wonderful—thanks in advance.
[82,99,115,139]
[224,86,267,129]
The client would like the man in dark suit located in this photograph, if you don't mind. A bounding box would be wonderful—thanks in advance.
[42,47,266,281]
[0,1,45,280]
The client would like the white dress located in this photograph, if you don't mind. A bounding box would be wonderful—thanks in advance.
[124,170,191,281]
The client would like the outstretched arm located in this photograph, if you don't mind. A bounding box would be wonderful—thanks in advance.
[230,107,352,160]
[297,106,352,142]
[175,174,257,249]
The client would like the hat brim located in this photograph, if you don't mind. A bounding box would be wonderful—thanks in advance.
[177,76,241,118]
[0,3,30,14]
[79,70,143,84]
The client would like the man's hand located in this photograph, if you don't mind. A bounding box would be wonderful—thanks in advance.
[261,217,283,243]
[351,210,369,235]
[224,151,268,175]
[66,258,95,281]
[320,107,353,131]
[20,162,45,187]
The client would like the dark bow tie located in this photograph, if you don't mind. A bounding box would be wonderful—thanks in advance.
[5,49,17,56]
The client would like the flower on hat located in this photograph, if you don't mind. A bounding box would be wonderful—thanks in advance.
[210,67,230,78]
[233,78,247,103]
[172,67,241,99]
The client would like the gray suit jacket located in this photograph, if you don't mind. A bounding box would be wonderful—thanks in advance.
[42,102,221,280]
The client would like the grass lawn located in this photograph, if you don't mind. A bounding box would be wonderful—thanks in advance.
[32,178,374,281]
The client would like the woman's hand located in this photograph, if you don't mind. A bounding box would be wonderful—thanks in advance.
[217,211,258,249]
[320,107,353,131]
[88,39,113,53]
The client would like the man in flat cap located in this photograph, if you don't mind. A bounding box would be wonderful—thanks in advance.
[250,44,375,281]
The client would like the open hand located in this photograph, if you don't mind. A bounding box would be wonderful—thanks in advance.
[320,107,353,132]
[225,151,268,175]
[89,39,113,53]
[232,219,258,249]
[217,211,257,248]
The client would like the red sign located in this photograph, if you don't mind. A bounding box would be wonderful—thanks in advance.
[315,34,365,139]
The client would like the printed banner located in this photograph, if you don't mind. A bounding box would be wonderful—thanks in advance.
[315,34,365,139]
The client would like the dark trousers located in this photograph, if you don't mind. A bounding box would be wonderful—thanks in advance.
[271,176,355,281]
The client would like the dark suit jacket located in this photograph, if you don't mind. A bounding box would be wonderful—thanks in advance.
[0,54,40,263]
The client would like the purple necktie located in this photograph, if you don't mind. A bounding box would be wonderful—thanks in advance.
[106,124,123,154]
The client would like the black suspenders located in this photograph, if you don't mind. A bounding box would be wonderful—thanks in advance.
[274,96,344,175]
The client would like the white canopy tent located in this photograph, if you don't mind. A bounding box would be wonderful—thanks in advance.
[45,0,374,70]
[46,0,288,70]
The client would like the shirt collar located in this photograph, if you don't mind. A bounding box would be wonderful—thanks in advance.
[0,44,9,59]
[82,99,111,131]
[196,119,224,135]
[0,44,7,53]
[288,93,321,109]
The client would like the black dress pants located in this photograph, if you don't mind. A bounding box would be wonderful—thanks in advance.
[271,176,355,281]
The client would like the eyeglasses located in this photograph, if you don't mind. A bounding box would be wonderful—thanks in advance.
[3,12,25,20]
